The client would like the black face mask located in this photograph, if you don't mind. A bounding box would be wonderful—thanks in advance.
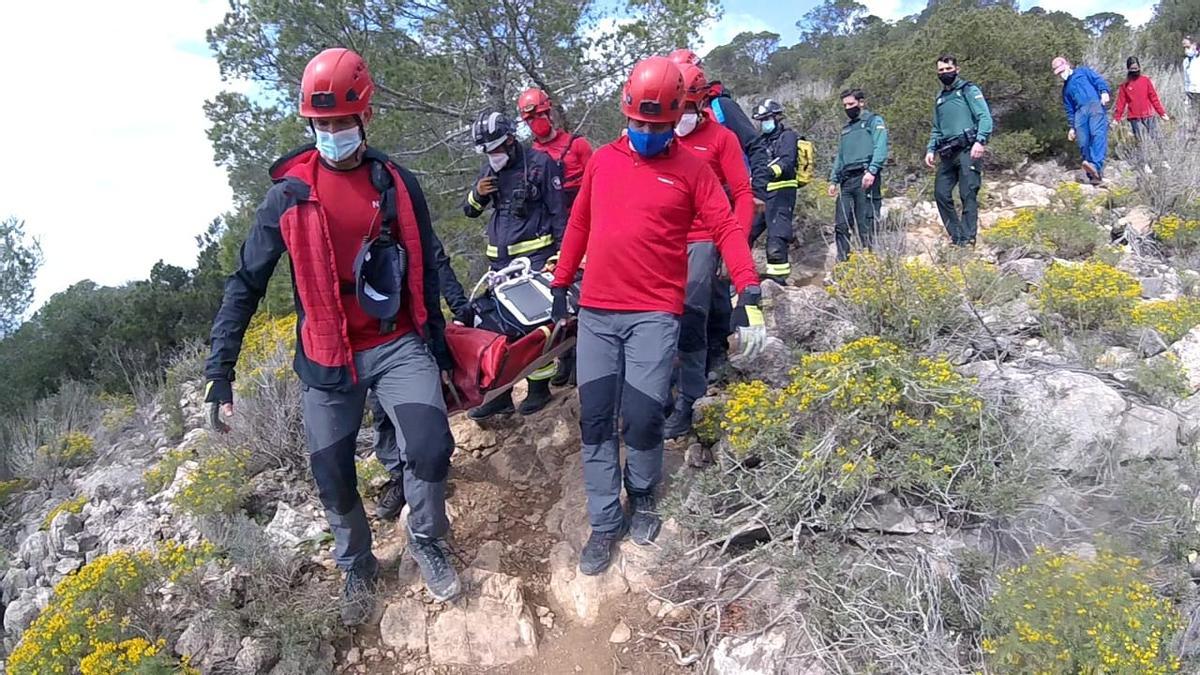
[1127,70,1141,79]
[845,105,861,121]
[938,72,958,86]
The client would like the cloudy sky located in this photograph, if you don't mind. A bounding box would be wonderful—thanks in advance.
[0,0,1160,309]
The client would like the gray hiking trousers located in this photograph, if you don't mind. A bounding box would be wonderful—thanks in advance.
[577,309,680,533]
[302,333,453,574]
[674,242,718,414]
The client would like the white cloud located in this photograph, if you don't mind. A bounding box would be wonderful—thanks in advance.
[1029,0,1155,27]
[696,13,775,57]
[0,0,240,308]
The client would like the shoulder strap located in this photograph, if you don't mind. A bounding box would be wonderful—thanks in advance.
[711,98,726,125]
[558,133,580,163]
[369,159,398,244]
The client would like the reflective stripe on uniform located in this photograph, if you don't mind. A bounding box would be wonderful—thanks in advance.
[767,179,799,191]
[528,362,558,381]
[766,262,791,276]
[467,190,484,211]
[770,163,782,178]
[485,234,554,259]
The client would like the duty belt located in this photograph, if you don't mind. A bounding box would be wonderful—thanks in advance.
[486,234,554,259]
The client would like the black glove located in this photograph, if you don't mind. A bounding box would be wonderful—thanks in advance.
[204,379,233,433]
[453,306,475,327]
[551,286,570,323]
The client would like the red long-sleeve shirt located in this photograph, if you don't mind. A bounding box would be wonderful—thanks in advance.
[533,129,593,192]
[675,115,755,242]
[1114,76,1167,121]
[551,139,760,315]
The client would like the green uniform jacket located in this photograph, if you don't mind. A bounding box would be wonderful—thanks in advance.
[927,78,994,153]
[831,110,888,182]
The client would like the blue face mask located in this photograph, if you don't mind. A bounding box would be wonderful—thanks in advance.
[761,119,776,135]
[315,126,363,162]
[627,126,673,158]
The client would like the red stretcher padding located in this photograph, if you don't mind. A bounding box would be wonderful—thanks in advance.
[441,321,576,414]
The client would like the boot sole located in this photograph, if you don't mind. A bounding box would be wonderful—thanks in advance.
[468,407,516,421]
[426,576,461,602]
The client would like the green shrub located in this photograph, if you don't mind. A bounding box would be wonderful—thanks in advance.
[1154,215,1200,254]
[42,495,87,530]
[984,207,1106,261]
[1130,354,1192,405]
[1038,261,1141,330]
[1131,298,1200,344]
[0,478,28,506]
[142,448,193,495]
[828,252,964,346]
[948,259,1023,306]
[985,130,1044,171]
[356,456,389,499]
[982,547,1183,674]
[38,431,96,469]
[98,393,136,433]
[172,451,249,517]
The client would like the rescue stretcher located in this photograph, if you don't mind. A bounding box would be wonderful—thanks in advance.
[441,258,577,414]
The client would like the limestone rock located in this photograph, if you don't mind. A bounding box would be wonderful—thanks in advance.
[17,530,52,571]
[547,541,629,625]
[425,568,538,666]
[234,636,281,675]
[49,511,84,555]
[1117,206,1155,237]
[1169,327,1200,393]
[2,566,34,604]
[608,619,632,644]
[471,540,504,573]
[761,284,856,353]
[380,598,428,653]
[1174,395,1200,446]
[1007,183,1055,208]
[176,611,243,671]
[853,497,919,534]
[264,502,326,550]
[729,336,791,387]
[999,258,1048,287]
[712,629,825,675]
[487,447,544,484]
[3,587,51,636]
[452,420,499,453]
[1118,405,1180,461]
[75,463,145,501]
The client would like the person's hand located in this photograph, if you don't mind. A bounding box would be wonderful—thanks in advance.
[924,152,936,169]
[734,286,766,361]
[543,254,558,274]
[204,380,234,433]
[861,173,876,190]
[752,197,766,215]
[827,183,839,198]
[453,307,475,327]
[1164,114,1172,122]
[1067,128,1076,142]
[476,176,499,196]
[551,286,570,323]
[969,142,986,160]
[1100,92,1111,107]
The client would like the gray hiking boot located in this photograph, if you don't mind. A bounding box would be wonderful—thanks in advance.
[629,493,661,546]
[340,564,379,626]
[374,475,405,521]
[578,519,629,576]
[407,528,460,601]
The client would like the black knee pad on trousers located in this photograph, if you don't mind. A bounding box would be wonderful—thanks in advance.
[310,433,360,515]
[678,309,707,353]
[391,402,454,483]
[580,374,620,445]
[622,383,665,450]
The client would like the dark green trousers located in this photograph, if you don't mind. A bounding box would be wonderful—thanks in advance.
[834,171,881,261]
[935,149,982,245]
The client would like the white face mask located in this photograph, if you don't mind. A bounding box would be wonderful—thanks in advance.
[1059,69,1073,81]
[314,126,363,163]
[487,151,509,172]
[1188,47,1199,58]
[675,112,700,137]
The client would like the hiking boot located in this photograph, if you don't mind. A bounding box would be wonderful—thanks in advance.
[706,351,728,385]
[550,352,576,387]
[579,520,628,576]
[374,475,406,521]
[340,564,379,626]
[518,378,553,415]
[407,529,460,602]
[469,390,515,421]
[629,493,662,546]
[765,276,788,287]
[1081,160,1099,182]
[662,404,693,440]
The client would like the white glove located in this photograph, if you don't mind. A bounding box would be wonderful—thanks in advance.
[734,286,766,360]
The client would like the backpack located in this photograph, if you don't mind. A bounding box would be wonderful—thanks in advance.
[795,137,815,187]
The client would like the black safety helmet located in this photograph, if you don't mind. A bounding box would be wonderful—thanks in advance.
[473,110,516,153]
[751,99,784,121]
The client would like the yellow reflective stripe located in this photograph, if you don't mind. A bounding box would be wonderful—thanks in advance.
[766,262,791,276]
[745,304,764,327]
[770,164,783,178]
[485,234,554,259]
[767,179,799,191]
[528,363,557,381]
[467,191,484,210]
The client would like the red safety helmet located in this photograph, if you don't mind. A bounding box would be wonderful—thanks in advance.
[679,63,709,105]
[668,48,702,67]
[299,48,374,119]
[621,56,685,124]
[517,88,553,120]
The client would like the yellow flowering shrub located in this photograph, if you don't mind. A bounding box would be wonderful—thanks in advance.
[983,208,1105,260]
[236,313,297,396]
[983,547,1183,674]
[42,495,87,530]
[1055,181,1088,212]
[172,451,249,517]
[983,210,1038,253]
[78,637,196,675]
[1131,298,1200,344]
[714,337,1000,524]
[142,448,193,495]
[1154,215,1200,253]
[0,478,28,505]
[38,431,96,468]
[946,259,1023,305]
[828,252,963,345]
[1038,261,1141,330]
[7,542,215,675]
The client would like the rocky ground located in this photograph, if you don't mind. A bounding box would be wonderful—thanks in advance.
[3,158,1199,674]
